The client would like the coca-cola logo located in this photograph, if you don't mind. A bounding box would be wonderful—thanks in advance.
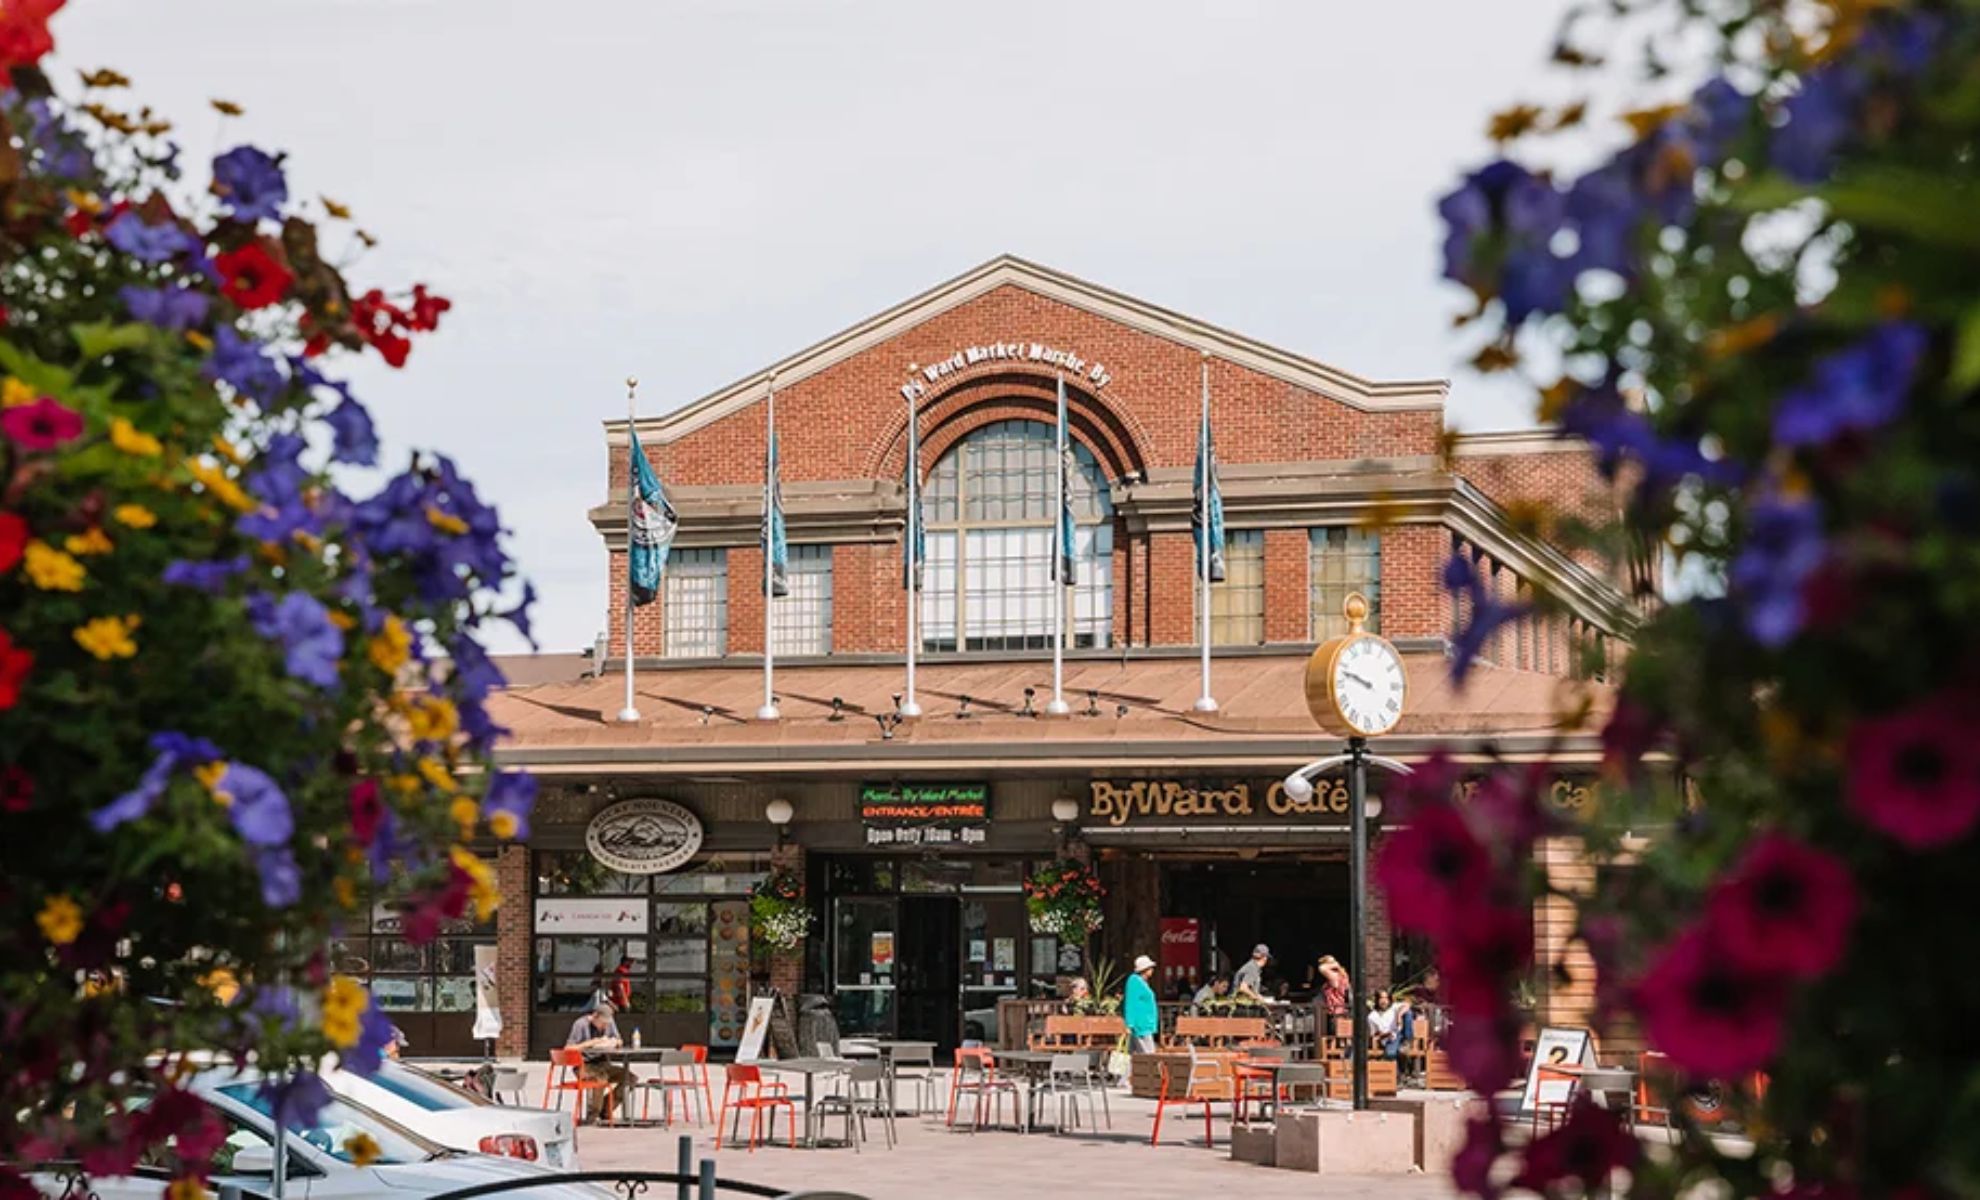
[1161,926,1198,944]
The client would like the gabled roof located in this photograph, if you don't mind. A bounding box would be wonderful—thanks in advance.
[613,255,1452,447]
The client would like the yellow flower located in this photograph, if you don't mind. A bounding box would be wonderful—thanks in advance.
[1,377,36,408]
[165,1177,209,1200]
[417,757,456,793]
[201,968,240,1004]
[426,506,468,536]
[406,696,459,743]
[65,526,115,556]
[449,795,479,836]
[332,877,357,909]
[65,187,106,213]
[293,530,324,555]
[186,459,255,513]
[194,760,229,796]
[37,895,83,946]
[185,330,213,352]
[451,846,500,920]
[387,773,422,796]
[325,974,369,1030]
[109,417,164,458]
[24,541,86,591]
[342,1134,381,1168]
[323,1008,360,1047]
[326,608,356,631]
[368,615,411,675]
[74,614,140,660]
[211,435,245,465]
[489,810,520,840]
[113,503,157,529]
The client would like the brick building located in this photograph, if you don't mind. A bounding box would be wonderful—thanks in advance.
[447,258,1625,1060]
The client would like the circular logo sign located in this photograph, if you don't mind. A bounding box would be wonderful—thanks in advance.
[585,798,704,875]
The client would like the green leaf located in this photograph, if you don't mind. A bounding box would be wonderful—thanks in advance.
[1814,169,1980,255]
[71,321,156,361]
[0,341,78,393]
[1954,303,1980,390]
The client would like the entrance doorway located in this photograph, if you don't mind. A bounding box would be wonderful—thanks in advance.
[1161,859,1350,1000]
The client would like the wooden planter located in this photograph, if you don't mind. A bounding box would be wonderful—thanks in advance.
[1169,1015,1270,1046]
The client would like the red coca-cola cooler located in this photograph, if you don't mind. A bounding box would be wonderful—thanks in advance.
[1159,918,1201,993]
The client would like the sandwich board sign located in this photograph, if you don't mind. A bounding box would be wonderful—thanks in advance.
[736,995,775,1064]
[1518,1026,1596,1116]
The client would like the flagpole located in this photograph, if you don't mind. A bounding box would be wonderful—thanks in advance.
[901,366,923,720]
[1194,351,1219,714]
[617,376,641,724]
[757,374,780,722]
[1046,373,1072,717]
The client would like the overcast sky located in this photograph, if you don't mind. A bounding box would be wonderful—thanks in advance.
[53,0,1579,653]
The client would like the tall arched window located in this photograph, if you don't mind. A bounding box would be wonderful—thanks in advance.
[919,419,1114,652]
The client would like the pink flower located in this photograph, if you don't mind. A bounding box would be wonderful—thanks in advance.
[1,396,84,451]
[349,779,383,845]
[1450,1115,1503,1199]
[1708,833,1857,979]
[1847,691,1980,850]
[1512,1096,1638,1193]
[1374,804,1493,938]
[1636,925,1787,1078]
[1445,1007,1525,1093]
[1441,903,1535,1016]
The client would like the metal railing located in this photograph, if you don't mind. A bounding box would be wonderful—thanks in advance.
[423,1135,865,1200]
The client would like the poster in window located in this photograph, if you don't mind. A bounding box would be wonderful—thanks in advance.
[871,932,894,969]
[969,939,987,964]
[993,938,1015,972]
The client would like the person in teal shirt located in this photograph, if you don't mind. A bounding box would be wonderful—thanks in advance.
[1124,954,1159,1054]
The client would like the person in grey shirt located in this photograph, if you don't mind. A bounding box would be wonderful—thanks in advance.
[1233,944,1271,1005]
[566,1001,631,1121]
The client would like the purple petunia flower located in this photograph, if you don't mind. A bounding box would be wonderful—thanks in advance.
[1773,322,1927,448]
[247,433,310,506]
[1437,160,1566,297]
[344,1005,398,1077]
[1442,554,1531,685]
[205,326,287,405]
[482,770,538,839]
[212,145,289,224]
[218,762,295,848]
[503,581,538,648]
[104,212,198,263]
[325,396,379,467]
[163,555,252,594]
[249,986,300,1025]
[1729,492,1827,648]
[90,731,226,833]
[121,284,211,332]
[255,846,303,907]
[248,591,345,689]
[262,1071,332,1131]
[1560,384,1743,498]
[446,634,507,702]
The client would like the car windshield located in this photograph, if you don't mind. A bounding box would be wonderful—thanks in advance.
[216,1082,445,1165]
[364,1063,489,1112]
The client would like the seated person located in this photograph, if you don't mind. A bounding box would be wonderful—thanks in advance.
[566,1001,632,1121]
[1192,976,1230,1008]
[1366,989,1415,1060]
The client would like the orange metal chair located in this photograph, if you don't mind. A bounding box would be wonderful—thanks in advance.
[715,1063,795,1152]
[1150,1048,1229,1148]
[1532,1065,1581,1133]
[542,1046,615,1128]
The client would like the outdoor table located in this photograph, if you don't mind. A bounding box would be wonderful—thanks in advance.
[757,1058,852,1148]
[1234,1057,1327,1124]
[990,1049,1063,1132]
[585,1046,677,1128]
[1553,1064,1638,1128]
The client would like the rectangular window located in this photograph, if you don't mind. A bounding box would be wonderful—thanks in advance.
[663,548,727,658]
[1310,528,1382,639]
[770,545,832,656]
[1205,530,1265,646]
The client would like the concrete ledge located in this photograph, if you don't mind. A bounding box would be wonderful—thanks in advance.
[1373,1094,1487,1172]
[1274,1108,1418,1174]
[1229,1122,1277,1166]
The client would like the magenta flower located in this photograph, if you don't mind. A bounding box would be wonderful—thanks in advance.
[1445,1007,1525,1093]
[1636,925,1787,1078]
[1,396,84,451]
[1707,833,1857,979]
[1373,804,1493,939]
[1512,1096,1639,1193]
[1450,1116,1503,1199]
[1847,691,1980,850]
[1440,903,1536,1017]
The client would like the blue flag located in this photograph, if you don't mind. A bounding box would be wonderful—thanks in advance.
[903,458,925,593]
[627,427,677,607]
[764,431,788,598]
[1193,409,1226,583]
[1052,375,1077,586]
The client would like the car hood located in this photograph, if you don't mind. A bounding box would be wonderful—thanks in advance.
[372,1155,613,1197]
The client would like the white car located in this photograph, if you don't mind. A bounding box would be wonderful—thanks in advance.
[322,1061,577,1171]
[30,1067,609,1200]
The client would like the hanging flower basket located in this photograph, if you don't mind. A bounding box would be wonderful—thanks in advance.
[1023,859,1106,938]
[748,867,812,951]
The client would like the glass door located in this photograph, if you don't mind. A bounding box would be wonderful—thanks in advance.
[897,896,959,1047]
[959,896,1026,1044]
[832,897,897,1038]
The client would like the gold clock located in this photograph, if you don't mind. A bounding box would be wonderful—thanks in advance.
[1303,593,1407,738]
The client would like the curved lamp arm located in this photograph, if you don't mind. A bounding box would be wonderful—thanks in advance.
[1282,750,1413,801]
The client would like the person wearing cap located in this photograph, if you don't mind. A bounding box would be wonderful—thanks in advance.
[566,1000,630,1121]
[1233,943,1271,1005]
[1124,954,1159,1054]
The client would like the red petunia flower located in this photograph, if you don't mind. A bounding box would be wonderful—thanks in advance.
[1512,1096,1639,1194]
[349,778,383,845]
[63,208,95,239]
[1444,1006,1525,1093]
[1636,924,1787,1078]
[1374,803,1493,939]
[407,284,451,332]
[1707,832,1857,979]
[215,242,295,310]
[1440,902,1536,1016]
[1,395,85,451]
[0,511,27,573]
[0,0,65,72]
[0,766,33,813]
[0,628,32,710]
[1847,691,1980,850]
[1450,1115,1504,1200]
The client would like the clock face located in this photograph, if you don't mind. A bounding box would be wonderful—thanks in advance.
[1332,635,1406,736]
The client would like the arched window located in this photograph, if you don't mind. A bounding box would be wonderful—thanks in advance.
[919,419,1114,652]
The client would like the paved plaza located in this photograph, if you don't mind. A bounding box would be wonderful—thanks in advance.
[566,1082,1461,1200]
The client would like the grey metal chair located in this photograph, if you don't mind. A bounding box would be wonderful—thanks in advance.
[489,1066,529,1107]
[887,1043,939,1115]
[1271,1064,1331,1117]
[811,1060,895,1152]
[1046,1052,1111,1134]
[636,1049,705,1126]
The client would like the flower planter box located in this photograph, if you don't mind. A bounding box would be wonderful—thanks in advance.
[1168,1015,1270,1047]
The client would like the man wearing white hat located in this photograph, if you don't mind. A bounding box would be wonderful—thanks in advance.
[1124,954,1159,1055]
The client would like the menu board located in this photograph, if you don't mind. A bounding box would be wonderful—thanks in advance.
[709,899,750,1047]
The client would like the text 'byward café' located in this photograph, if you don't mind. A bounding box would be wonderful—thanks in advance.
[368,258,1632,1059]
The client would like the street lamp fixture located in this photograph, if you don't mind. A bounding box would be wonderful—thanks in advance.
[764,798,794,843]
